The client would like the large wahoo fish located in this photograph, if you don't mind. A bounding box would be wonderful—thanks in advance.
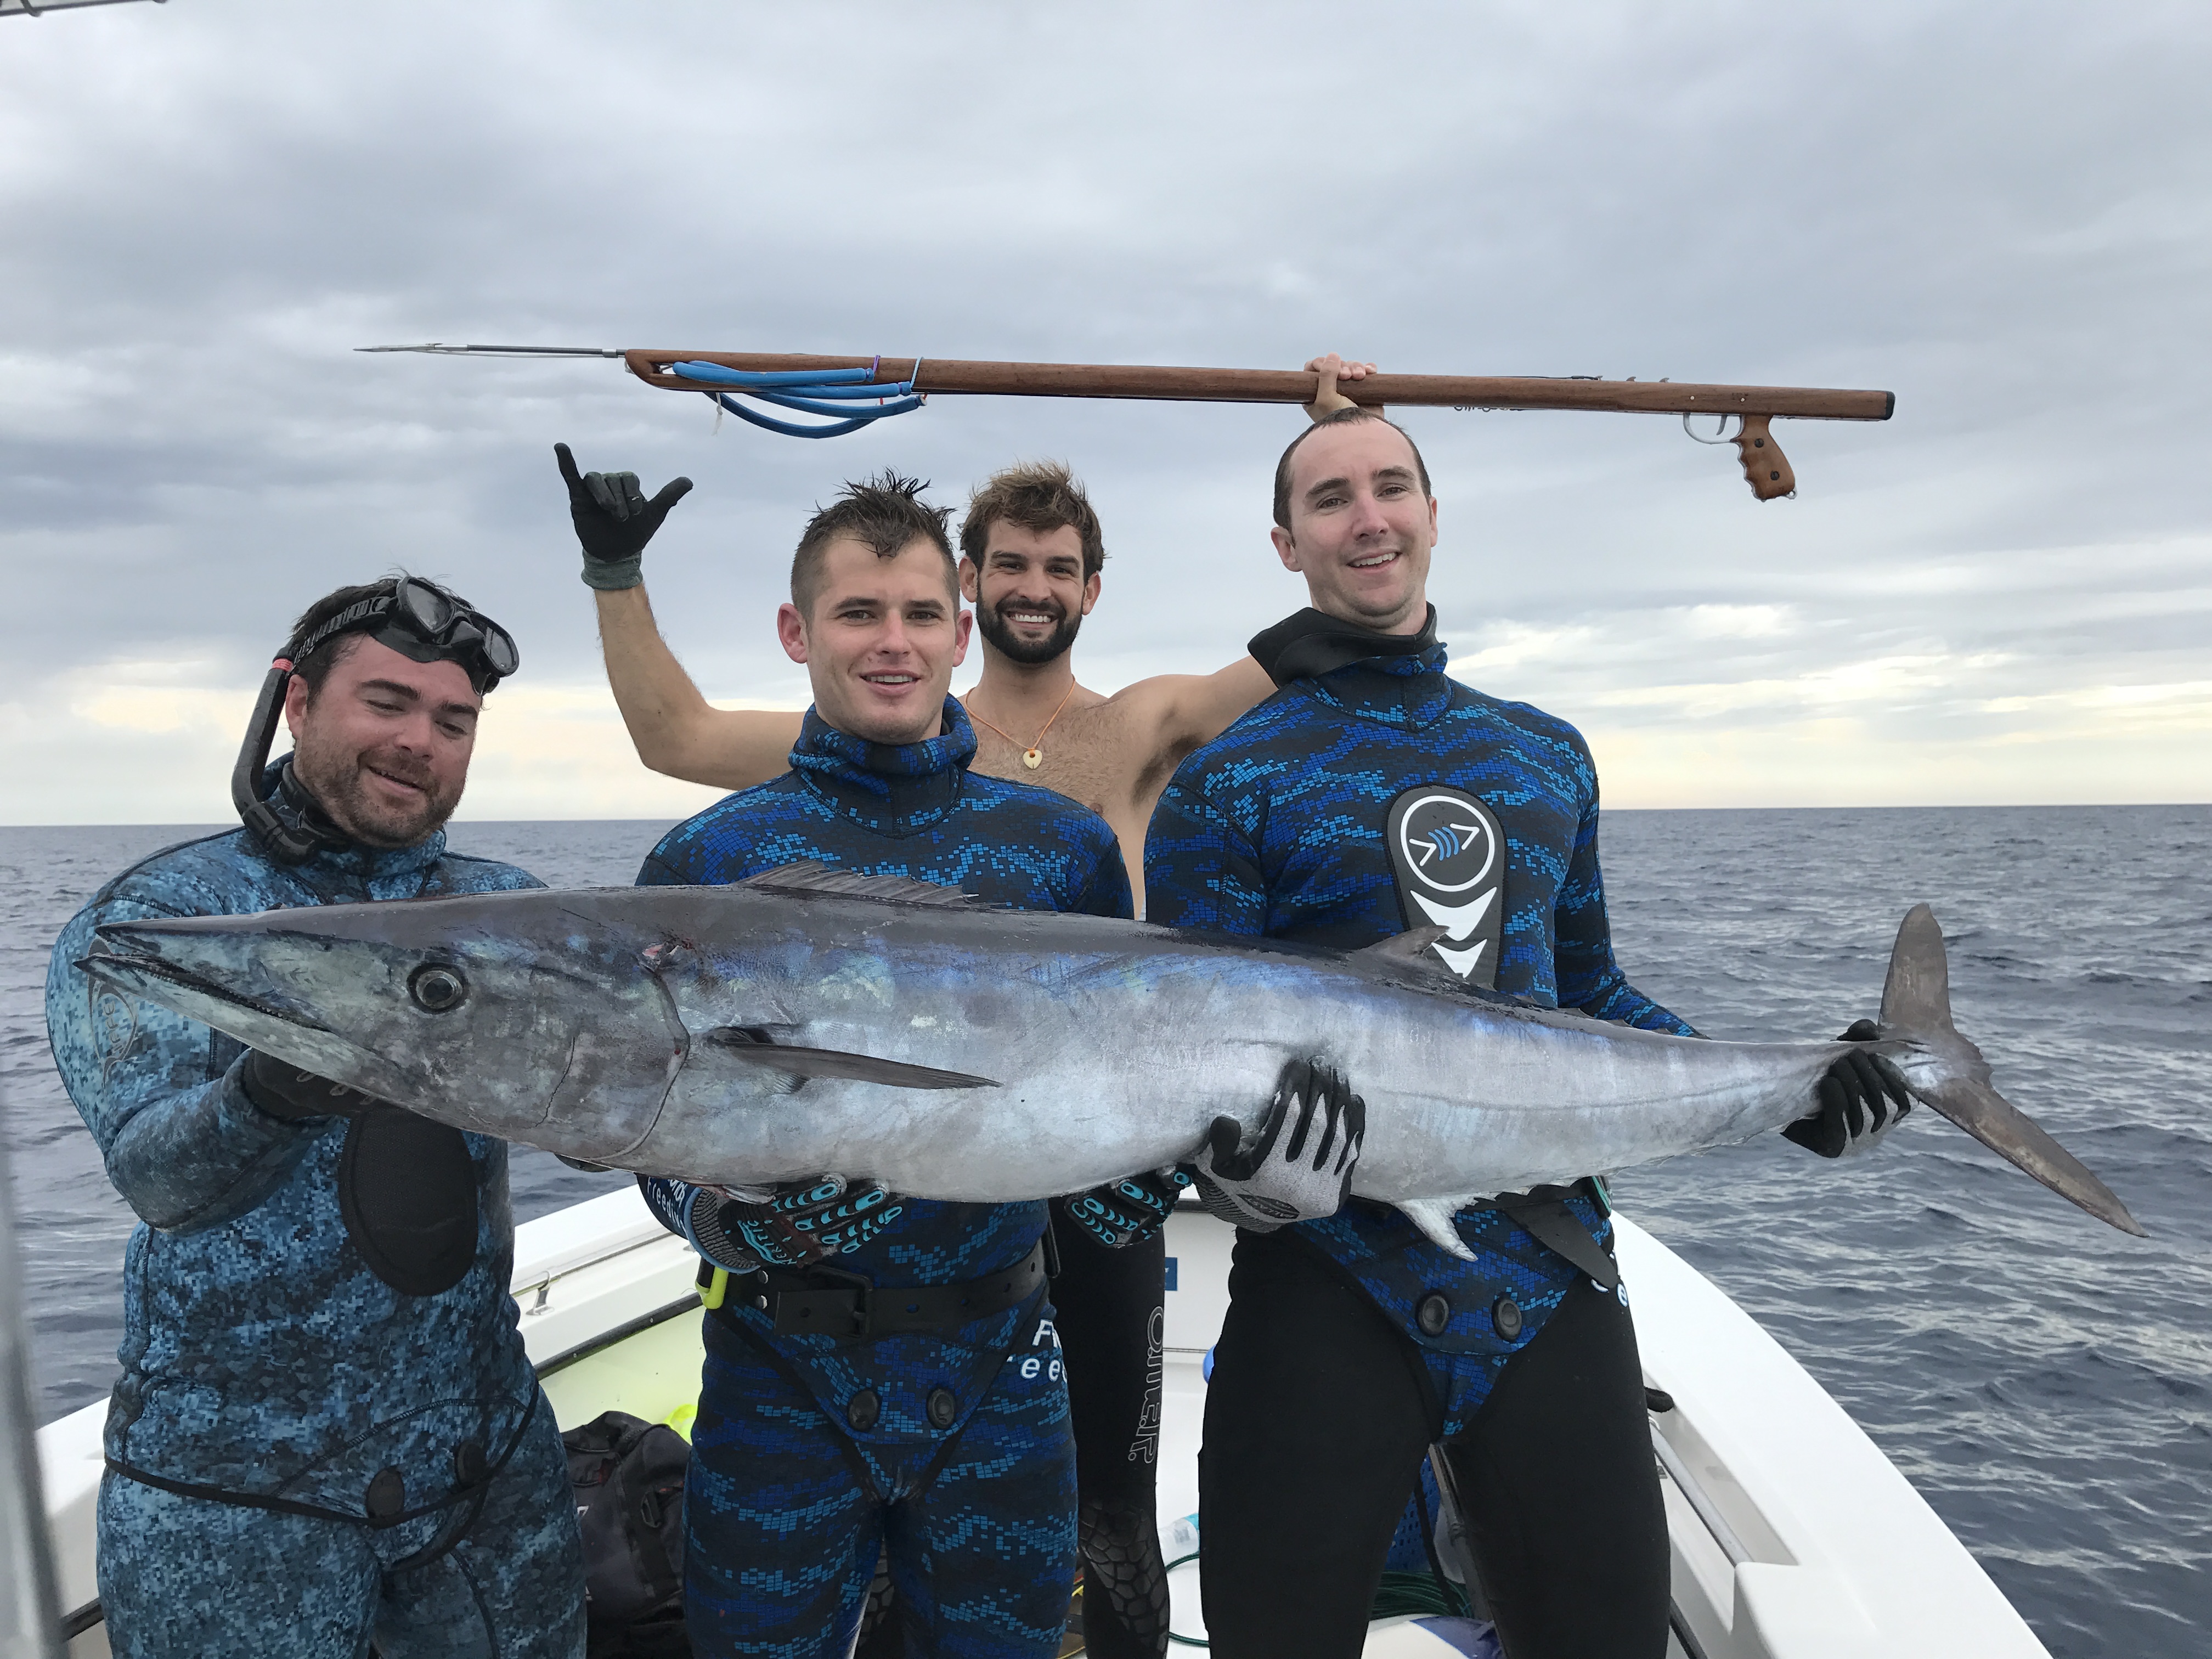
[81,863,2143,1248]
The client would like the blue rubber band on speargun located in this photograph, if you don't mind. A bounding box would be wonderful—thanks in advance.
[668,357,926,438]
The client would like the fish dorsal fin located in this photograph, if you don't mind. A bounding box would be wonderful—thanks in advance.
[740,860,980,909]
[1356,926,1450,963]
[1352,927,1464,986]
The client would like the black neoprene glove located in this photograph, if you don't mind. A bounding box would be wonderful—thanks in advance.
[1784,1019,1914,1159]
[693,1178,903,1272]
[554,442,694,591]
[239,1050,382,1122]
[1060,1169,1192,1250]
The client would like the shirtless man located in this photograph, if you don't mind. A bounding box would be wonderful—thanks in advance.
[560,354,1373,912]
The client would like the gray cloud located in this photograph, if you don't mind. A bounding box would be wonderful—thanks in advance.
[3,0,2208,820]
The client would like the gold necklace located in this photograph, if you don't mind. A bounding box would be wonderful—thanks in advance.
[964,682,1077,770]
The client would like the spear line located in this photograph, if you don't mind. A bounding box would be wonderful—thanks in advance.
[357,341,1897,499]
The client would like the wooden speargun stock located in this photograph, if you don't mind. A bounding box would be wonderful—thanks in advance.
[625,349,1896,501]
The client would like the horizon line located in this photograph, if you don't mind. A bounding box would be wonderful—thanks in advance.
[2,800,2206,832]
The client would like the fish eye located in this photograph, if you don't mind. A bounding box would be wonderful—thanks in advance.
[409,964,467,1013]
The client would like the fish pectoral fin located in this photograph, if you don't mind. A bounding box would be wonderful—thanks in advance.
[699,1028,998,1091]
[738,861,981,909]
[1395,1198,1478,1262]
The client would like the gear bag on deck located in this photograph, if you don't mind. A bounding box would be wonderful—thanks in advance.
[563,1411,690,1657]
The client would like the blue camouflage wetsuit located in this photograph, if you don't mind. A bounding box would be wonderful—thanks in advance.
[1144,624,1685,1658]
[44,782,585,1659]
[635,701,1132,1659]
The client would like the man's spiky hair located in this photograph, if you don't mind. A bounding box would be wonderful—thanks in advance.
[790,472,958,614]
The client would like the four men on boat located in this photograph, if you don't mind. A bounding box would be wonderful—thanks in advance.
[45,357,1914,1659]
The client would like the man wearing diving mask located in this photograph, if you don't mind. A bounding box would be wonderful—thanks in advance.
[44,577,586,1659]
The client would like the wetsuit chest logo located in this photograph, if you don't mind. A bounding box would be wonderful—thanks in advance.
[92,985,139,1081]
[1383,786,1504,987]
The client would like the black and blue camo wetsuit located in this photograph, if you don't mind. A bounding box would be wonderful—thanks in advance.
[44,778,584,1659]
[1144,620,1683,1659]
[635,699,1132,1659]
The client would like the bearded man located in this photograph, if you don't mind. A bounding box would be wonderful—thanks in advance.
[46,577,584,1659]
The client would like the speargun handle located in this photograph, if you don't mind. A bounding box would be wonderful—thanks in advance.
[1735,415,1797,500]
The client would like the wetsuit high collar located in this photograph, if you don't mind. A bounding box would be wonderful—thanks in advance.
[1248,603,1439,686]
[787,699,978,837]
[254,759,449,881]
[1249,605,1452,729]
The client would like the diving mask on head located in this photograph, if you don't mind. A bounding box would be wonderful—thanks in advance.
[231,577,521,864]
[289,577,520,695]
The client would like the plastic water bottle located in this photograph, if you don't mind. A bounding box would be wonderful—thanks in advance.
[1159,1512,1201,1564]
[1201,1345,1215,1383]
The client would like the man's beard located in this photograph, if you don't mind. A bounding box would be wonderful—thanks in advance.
[976,597,1082,665]
[291,730,462,849]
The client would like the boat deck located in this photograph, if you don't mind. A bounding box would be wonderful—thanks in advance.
[36,1189,2049,1656]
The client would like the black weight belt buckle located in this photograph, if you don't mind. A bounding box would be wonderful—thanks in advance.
[1489,1184,1620,1292]
[714,1238,1049,1340]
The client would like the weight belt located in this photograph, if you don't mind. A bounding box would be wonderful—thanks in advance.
[1481,1180,1619,1291]
[702,1237,1049,1342]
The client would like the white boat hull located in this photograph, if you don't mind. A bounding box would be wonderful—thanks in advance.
[34,1192,2050,1657]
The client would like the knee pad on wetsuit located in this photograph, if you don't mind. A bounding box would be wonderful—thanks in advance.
[1078,1495,1171,1659]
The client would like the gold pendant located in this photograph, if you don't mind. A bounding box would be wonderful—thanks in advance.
[1023,748,1043,770]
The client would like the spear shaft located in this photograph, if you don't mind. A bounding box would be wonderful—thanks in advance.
[358,342,1895,498]
[623,348,1894,423]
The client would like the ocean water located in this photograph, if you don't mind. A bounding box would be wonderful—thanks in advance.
[3,808,2205,1654]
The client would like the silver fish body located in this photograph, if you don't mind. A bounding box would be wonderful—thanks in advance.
[80,871,2144,1240]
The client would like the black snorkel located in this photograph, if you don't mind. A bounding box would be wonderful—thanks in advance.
[232,578,519,865]
[230,651,346,865]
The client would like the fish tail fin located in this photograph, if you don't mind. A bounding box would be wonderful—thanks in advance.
[1880,905,2146,1237]
[1878,902,1961,1035]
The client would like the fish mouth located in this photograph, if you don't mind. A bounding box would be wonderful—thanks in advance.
[80,919,421,1104]
[82,937,330,1034]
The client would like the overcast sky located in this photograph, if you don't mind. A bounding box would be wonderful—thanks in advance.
[3,1,2207,823]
